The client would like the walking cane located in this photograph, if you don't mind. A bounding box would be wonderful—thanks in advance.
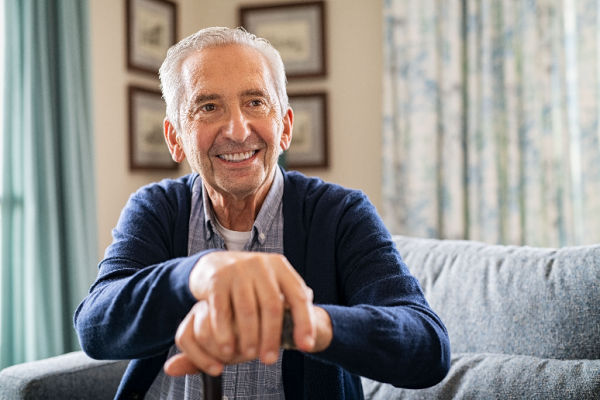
[202,310,296,400]
[202,374,222,400]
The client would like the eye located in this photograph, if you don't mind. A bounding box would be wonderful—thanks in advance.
[201,103,216,112]
[249,99,264,107]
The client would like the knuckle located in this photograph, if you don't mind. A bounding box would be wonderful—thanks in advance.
[238,303,256,318]
[295,289,309,303]
[211,269,227,285]
[175,328,187,348]
[264,302,283,318]
[275,254,288,265]
[195,324,209,343]
[210,297,231,317]
[254,258,268,272]
[216,306,233,322]
[305,287,314,302]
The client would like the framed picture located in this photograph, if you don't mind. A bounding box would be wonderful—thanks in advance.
[126,0,177,74]
[286,92,329,168]
[239,1,327,78]
[128,85,177,170]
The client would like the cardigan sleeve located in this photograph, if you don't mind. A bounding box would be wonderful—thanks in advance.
[307,190,451,389]
[73,177,213,360]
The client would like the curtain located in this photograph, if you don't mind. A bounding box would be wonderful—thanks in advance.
[383,0,600,247]
[1,0,97,368]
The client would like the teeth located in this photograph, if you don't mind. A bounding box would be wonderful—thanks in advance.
[218,151,256,162]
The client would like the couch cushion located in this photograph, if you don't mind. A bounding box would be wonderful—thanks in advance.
[362,352,600,400]
[393,235,600,359]
[0,351,128,400]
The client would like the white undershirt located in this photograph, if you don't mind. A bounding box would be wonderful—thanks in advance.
[213,219,252,251]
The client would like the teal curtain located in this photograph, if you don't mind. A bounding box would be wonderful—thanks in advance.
[1,0,97,368]
[383,0,600,247]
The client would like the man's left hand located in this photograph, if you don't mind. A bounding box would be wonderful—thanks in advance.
[164,301,333,376]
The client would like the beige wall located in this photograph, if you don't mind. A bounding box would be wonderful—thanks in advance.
[90,0,383,258]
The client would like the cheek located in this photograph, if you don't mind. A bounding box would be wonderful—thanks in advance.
[266,119,285,145]
[193,135,211,151]
[183,124,214,152]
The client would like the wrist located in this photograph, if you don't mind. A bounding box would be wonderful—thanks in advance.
[312,306,333,352]
[188,250,219,300]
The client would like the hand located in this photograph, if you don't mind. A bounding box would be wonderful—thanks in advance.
[165,301,333,377]
[165,301,242,376]
[166,251,326,375]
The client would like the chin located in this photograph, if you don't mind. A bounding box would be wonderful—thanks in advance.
[217,179,264,198]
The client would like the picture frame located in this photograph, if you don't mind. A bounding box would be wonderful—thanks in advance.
[286,92,329,168]
[128,85,178,170]
[239,1,327,78]
[126,0,177,75]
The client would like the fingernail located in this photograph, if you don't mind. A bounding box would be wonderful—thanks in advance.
[304,336,315,349]
[264,351,277,364]
[222,345,232,355]
[208,365,221,376]
[245,347,256,358]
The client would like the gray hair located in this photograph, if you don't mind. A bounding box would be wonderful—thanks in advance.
[159,26,289,132]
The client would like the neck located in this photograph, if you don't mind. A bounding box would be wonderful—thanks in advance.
[205,170,276,231]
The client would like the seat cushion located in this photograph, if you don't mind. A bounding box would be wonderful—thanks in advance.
[362,352,600,400]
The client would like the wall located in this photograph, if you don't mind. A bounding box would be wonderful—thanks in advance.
[90,0,383,258]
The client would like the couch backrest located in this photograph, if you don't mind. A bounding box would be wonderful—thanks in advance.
[392,235,600,360]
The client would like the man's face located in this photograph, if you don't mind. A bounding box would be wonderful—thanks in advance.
[172,44,292,200]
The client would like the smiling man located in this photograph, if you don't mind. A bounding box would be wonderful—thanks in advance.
[74,27,450,399]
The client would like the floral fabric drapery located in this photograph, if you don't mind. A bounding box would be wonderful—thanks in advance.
[383,0,600,246]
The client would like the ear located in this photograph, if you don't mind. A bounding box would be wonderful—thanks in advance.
[164,118,186,163]
[280,107,293,152]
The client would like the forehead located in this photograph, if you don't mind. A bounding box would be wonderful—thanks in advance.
[180,44,276,96]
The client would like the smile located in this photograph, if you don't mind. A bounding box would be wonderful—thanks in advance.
[217,150,257,162]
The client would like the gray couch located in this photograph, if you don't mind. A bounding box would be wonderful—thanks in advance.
[363,236,600,399]
[1,236,598,399]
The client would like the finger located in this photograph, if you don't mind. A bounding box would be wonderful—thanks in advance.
[231,276,259,360]
[275,258,316,351]
[254,272,284,364]
[192,301,230,362]
[177,334,224,376]
[208,278,235,357]
[176,305,224,376]
[164,353,200,376]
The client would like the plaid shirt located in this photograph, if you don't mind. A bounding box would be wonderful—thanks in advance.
[146,168,285,400]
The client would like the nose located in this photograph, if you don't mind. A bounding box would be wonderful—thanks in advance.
[223,105,251,142]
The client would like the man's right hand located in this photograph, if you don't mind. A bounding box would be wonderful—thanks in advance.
[166,251,317,375]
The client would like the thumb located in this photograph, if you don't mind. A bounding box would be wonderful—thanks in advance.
[164,353,200,376]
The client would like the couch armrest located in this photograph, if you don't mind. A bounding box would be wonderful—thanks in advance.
[0,351,128,400]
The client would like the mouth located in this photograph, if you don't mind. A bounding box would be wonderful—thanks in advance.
[216,150,258,163]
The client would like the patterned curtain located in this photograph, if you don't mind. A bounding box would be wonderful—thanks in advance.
[383,0,600,247]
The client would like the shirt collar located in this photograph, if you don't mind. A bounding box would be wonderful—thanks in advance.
[200,167,284,246]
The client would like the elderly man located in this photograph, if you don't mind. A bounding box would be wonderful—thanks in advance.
[74,27,450,399]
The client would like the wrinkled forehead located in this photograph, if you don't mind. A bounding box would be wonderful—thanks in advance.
[179,44,279,103]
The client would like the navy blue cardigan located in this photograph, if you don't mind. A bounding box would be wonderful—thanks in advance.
[74,170,450,399]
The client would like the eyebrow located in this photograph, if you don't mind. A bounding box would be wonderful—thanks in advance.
[190,93,221,104]
[241,89,269,98]
[189,89,270,106]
